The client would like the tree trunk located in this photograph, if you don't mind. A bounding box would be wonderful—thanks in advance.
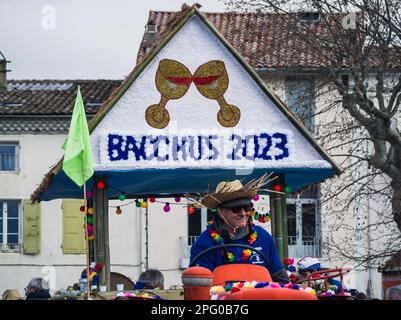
[391,181,401,232]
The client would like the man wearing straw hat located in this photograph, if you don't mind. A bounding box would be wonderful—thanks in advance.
[189,175,289,283]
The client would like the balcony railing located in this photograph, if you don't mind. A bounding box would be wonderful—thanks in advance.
[288,236,322,258]
[0,243,22,253]
[179,236,199,258]
[179,236,199,269]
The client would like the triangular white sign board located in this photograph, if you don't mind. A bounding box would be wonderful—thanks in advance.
[91,15,331,172]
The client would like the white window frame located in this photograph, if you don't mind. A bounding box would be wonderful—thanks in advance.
[287,197,321,258]
[0,142,20,174]
[200,207,208,231]
[287,198,320,240]
[0,200,22,253]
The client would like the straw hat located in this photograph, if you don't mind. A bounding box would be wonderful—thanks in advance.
[198,174,273,209]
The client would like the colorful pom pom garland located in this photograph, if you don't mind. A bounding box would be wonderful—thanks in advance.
[207,221,257,263]
[249,209,270,223]
[210,281,317,300]
[114,291,163,300]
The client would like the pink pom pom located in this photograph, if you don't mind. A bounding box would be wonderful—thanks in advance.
[269,282,281,288]
[87,225,94,234]
[252,194,260,201]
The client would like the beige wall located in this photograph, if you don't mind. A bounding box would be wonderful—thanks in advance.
[0,135,87,293]
[0,134,187,294]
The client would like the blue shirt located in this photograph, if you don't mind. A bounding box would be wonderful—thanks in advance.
[189,225,283,275]
[328,278,348,294]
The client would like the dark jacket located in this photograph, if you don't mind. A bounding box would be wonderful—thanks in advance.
[190,225,289,283]
[26,288,51,300]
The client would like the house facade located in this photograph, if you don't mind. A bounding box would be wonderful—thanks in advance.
[0,7,392,298]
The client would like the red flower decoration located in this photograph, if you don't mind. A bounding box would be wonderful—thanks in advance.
[283,258,295,265]
[230,287,241,294]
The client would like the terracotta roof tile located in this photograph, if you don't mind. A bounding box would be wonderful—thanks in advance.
[137,11,401,70]
[0,79,122,116]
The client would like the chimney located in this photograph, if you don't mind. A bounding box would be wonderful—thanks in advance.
[143,21,158,53]
[0,51,11,90]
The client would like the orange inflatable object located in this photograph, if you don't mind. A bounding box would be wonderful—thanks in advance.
[222,287,318,300]
[182,267,213,300]
[212,264,272,286]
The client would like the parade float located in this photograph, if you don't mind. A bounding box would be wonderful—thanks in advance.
[32,6,344,300]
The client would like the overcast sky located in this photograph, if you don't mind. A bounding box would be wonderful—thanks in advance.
[0,0,227,80]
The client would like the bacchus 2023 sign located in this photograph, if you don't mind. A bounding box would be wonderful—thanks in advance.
[99,130,292,168]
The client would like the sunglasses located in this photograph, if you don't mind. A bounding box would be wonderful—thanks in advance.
[230,204,252,213]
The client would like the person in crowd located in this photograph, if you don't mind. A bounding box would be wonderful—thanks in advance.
[2,289,21,300]
[133,269,164,290]
[388,286,401,300]
[190,176,289,284]
[296,256,348,294]
[80,261,103,288]
[24,277,51,300]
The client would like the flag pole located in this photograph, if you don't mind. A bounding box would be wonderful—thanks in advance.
[79,84,91,299]
[63,84,93,299]
[80,83,91,299]
[82,149,91,299]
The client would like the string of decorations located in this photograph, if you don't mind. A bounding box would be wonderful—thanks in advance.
[84,179,293,221]
[80,191,94,241]
[210,281,316,300]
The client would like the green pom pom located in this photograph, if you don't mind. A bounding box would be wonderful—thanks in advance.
[225,283,233,291]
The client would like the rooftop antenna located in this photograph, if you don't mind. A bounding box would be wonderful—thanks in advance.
[0,50,11,89]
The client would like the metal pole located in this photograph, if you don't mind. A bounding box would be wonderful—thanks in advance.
[82,149,91,299]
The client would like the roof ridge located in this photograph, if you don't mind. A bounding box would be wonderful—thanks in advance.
[7,79,122,82]
[148,10,315,16]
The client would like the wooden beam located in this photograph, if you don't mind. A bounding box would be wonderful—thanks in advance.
[281,191,289,259]
[93,176,111,289]
[272,192,284,261]
[271,175,289,261]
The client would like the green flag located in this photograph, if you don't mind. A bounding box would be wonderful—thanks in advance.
[62,86,94,187]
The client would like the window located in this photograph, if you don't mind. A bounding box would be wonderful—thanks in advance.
[187,207,214,245]
[145,23,158,34]
[284,79,315,132]
[297,12,320,22]
[0,200,21,253]
[286,185,321,258]
[179,207,215,268]
[0,143,19,172]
